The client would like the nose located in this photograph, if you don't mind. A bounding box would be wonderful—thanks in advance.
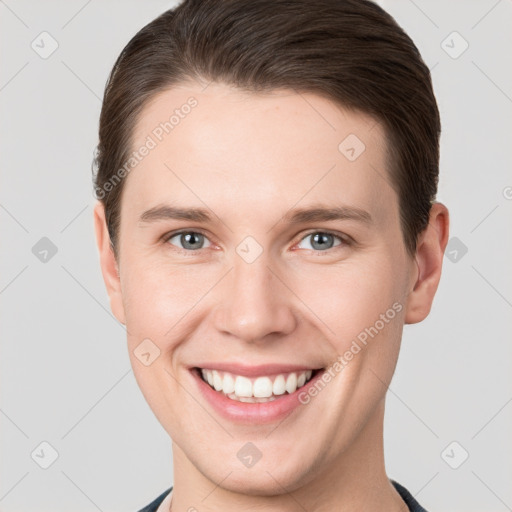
[212,253,298,344]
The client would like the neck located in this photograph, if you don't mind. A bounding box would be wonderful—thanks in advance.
[169,399,407,512]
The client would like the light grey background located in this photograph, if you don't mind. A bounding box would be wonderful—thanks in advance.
[1,1,511,511]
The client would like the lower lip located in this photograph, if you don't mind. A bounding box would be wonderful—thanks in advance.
[191,368,324,424]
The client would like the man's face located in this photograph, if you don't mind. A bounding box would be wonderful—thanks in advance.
[108,82,417,492]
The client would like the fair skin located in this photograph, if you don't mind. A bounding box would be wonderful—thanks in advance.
[94,81,449,512]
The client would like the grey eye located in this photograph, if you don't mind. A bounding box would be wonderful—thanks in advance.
[168,232,212,251]
[297,232,342,251]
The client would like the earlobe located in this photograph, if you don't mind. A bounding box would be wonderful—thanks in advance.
[93,201,126,325]
[404,202,450,324]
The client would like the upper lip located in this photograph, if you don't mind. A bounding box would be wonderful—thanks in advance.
[192,363,322,377]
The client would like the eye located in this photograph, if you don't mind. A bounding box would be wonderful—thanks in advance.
[165,231,212,251]
[296,231,347,252]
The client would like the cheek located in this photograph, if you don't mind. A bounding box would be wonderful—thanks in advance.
[121,261,193,430]
[120,243,408,356]
[121,260,213,345]
[292,257,404,343]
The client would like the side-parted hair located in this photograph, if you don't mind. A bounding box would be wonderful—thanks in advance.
[93,0,440,259]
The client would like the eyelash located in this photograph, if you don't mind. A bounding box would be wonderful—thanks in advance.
[162,229,352,255]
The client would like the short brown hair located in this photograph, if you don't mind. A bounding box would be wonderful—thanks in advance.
[93,0,440,259]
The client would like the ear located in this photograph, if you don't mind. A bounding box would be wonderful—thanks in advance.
[404,202,450,324]
[93,201,126,325]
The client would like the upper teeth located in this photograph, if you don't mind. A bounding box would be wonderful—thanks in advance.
[201,368,314,399]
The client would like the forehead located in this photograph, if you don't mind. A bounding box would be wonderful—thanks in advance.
[124,81,397,227]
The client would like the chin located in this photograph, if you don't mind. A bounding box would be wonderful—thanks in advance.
[203,455,314,497]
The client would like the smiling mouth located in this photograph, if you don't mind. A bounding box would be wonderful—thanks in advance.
[195,367,321,403]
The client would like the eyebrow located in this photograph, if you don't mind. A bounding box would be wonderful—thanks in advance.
[138,204,373,226]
